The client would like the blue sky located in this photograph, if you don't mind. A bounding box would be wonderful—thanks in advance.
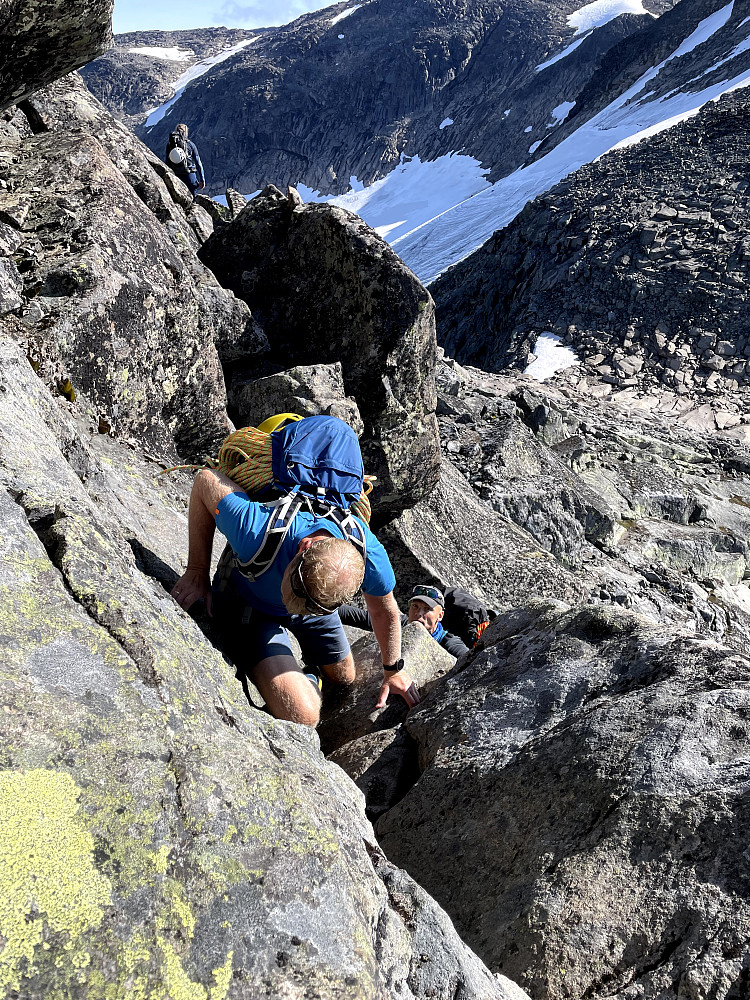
[113,0,339,33]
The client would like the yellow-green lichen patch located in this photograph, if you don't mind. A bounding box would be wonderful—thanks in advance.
[238,771,341,861]
[0,769,112,997]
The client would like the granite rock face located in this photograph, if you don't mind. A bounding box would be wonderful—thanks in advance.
[380,458,585,613]
[1,75,266,461]
[0,331,519,1000]
[377,600,750,1000]
[231,361,365,436]
[423,355,750,655]
[0,0,113,111]
[199,186,441,524]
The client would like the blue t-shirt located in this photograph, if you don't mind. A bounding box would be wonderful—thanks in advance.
[215,492,396,616]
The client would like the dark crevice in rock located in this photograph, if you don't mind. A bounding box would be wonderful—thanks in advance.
[0,210,22,231]
[215,703,241,729]
[128,536,180,593]
[16,100,48,135]
[581,928,684,998]
[166,749,190,830]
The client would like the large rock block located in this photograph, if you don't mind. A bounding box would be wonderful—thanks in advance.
[0,0,113,111]
[0,121,262,460]
[380,458,585,612]
[232,361,364,435]
[198,186,441,525]
[378,599,750,1000]
[318,622,455,755]
[0,334,521,1000]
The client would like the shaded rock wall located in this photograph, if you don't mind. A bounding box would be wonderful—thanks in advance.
[1,75,267,461]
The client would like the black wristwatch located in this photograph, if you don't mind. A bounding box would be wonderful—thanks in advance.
[383,658,405,673]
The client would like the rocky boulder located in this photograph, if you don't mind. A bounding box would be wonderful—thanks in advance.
[318,622,456,756]
[380,458,585,613]
[0,0,113,111]
[199,186,441,524]
[0,79,267,461]
[377,599,750,1000]
[0,331,522,1000]
[231,361,364,436]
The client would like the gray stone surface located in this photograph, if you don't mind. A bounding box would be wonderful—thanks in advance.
[318,623,455,756]
[380,457,585,614]
[0,333,518,1000]
[377,600,750,1000]
[232,361,364,436]
[0,77,267,462]
[0,0,113,111]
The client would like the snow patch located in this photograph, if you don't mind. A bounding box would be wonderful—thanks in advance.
[440,118,454,129]
[524,125,533,133]
[330,5,362,26]
[529,141,542,154]
[549,101,576,125]
[524,334,580,381]
[503,109,511,116]
[536,33,590,72]
[128,46,193,61]
[568,0,651,35]
[338,33,345,38]
[293,153,491,245]
[144,38,256,128]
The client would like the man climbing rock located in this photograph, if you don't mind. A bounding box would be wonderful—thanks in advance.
[171,458,420,728]
[165,123,205,198]
[339,584,470,658]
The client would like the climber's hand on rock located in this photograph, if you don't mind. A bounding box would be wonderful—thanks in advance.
[376,668,420,710]
[172,567,212,615]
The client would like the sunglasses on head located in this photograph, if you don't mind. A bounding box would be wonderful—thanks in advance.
[290,554,337,616]
[411,585,443,603]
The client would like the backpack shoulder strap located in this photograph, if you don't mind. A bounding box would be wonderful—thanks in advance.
[234,492,303,581]
[318,504,367,563]
[233,492,368,583]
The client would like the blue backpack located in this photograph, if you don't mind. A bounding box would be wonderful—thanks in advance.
[234,415,368,580]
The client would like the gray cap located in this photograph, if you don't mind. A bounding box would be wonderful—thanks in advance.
[409,585,445,610]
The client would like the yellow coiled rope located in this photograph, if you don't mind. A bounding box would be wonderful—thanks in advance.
[163,424,375,524]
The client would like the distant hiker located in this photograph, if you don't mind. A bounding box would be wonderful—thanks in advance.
[339,584,472,659]
[165,123,205,198]
[171,415,420,727]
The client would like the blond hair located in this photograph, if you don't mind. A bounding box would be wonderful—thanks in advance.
[285,537,364,615]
